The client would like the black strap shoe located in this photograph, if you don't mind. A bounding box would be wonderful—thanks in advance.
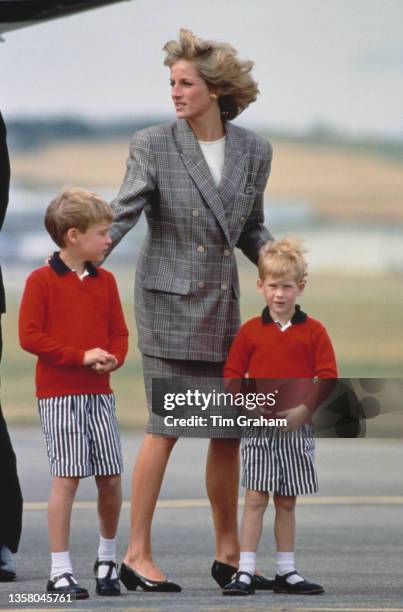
[94,559,121,596]
[119,562,181,592]
[273,571,324,595]
[211,560,274,590]
[46,572,89,599]
[223,571,255,596]
[253,573,275,590]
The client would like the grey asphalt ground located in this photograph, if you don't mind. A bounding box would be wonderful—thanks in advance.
[0,427,402,611]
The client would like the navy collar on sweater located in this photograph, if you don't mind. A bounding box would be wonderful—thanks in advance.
[49,251,98,277]
[261,304,307,325]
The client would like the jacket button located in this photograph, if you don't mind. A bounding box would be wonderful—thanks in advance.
[240,216,246,223]
[197,245,205,253]
[192,210,200,217]
[221,283,228,290]
[198,281,205,289]
[223,249,231,257]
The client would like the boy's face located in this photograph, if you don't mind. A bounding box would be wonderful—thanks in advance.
[257,274,304,322]
[70,221,112,263]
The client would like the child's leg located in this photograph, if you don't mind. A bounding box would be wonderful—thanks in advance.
[237,489,269,584]
[273,493,296,552]
[95,474,122,539]
[272,492,324,594]
[48,476,79,552]
[48,476,79,580]
[273,493,304,583]
[95,474,121,579]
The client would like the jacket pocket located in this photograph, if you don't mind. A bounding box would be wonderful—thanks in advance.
[142,275,191,295]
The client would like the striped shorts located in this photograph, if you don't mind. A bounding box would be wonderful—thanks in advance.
[241,425,318,495]
[38,394,123,478]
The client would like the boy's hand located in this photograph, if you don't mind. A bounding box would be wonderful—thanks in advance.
[83,348,114,366]
[277,404,310,432]
[91,355,118,374]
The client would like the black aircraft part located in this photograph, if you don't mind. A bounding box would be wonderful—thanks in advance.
[0,1,126,23]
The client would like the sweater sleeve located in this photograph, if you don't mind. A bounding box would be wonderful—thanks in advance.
[303,321,338,412]
[312,322,338,378]
[107,273,129,367]
[19,272,84,366]
[223,325,252,378]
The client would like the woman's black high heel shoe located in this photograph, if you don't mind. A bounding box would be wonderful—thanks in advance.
[119,562,181,592]
[211,560,237,588]
[211,560,274,590]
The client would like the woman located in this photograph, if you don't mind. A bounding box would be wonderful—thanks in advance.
[109,29,273,591]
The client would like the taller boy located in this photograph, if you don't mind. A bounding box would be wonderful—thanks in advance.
[19,189,129,599]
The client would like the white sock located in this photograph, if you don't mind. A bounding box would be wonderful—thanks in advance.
[238,551,256,585]
[51,551,76,586]
[276,552,303,584]
[97,536,117,579]
[0,545,16,573]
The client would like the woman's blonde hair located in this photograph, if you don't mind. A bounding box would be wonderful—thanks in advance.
[45,187,113,247]
[258,238,308,286]
[163,28,259,120]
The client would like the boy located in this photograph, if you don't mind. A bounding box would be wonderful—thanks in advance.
[223,238,337,596]
[19,188,129,599]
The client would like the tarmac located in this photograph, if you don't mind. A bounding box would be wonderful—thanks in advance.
[0,427,402,611]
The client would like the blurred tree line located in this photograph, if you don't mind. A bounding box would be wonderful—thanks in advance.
[5,116,403,162]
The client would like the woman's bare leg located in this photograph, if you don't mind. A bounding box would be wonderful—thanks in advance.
[123,433,177,581]
[206,438,240,566]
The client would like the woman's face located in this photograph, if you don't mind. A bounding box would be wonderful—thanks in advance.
[170,59,215,121]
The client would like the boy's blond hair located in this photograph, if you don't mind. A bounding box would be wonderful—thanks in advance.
[45,188,113,247]
[258,237,308,285]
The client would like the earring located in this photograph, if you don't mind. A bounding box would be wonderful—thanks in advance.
[210,93,218,100]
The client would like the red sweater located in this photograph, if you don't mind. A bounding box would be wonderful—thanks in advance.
[224,306,337,416]
[19,254,129,398]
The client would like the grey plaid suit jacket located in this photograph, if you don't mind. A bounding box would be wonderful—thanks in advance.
[110,118,273,362]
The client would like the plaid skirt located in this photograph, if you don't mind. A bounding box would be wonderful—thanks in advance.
[142,354,238,437]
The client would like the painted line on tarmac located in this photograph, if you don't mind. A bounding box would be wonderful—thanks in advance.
[22,495,403,511]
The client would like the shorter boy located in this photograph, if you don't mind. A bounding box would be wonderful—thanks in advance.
[223,238,337,596]
[19,188,129,599]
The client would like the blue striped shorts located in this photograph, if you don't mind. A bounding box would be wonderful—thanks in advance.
[241,425,318,495]
[38,393,123,478]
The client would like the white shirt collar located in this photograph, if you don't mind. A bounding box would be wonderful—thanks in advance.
[274,320,292,332]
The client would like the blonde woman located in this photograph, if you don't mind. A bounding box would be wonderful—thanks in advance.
[110,29,274,592]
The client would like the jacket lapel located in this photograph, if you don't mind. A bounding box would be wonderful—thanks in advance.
[219,122,248,206]
[174,119,231,243]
